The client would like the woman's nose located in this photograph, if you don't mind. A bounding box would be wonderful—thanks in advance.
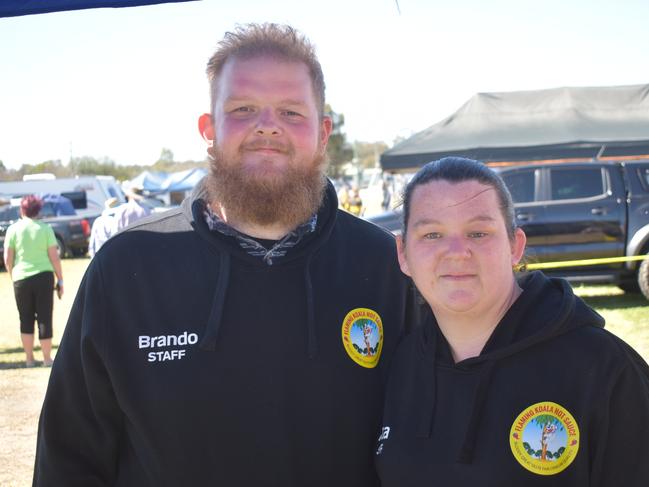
[444,235,471,258]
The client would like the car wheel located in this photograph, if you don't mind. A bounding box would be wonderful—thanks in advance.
[638,254,649,301]
[56,236,67,259]
[618,281,640,294]
[71,246,88,257]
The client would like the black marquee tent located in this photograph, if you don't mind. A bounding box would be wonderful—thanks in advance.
[381,84,649,172]
[0,1,195,17]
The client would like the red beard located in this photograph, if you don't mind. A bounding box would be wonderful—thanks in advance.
[205,144,327,229]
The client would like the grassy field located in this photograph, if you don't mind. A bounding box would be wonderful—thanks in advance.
[0,259,648,486]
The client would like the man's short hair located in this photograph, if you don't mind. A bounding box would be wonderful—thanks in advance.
[206,23,326,118]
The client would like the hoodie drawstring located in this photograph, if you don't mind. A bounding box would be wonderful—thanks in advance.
[304,254,318,359]
[199,252,231,352]
[457,360,496,464]
[416,328,438,438]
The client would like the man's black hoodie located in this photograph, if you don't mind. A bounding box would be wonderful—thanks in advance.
[376,271,649,486]
[33,180,414,486]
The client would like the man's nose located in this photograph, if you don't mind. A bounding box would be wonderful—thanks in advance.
[255,108,282,136]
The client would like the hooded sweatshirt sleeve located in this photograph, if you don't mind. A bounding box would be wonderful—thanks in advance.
[590,341,649,487]
[33,258,123,486]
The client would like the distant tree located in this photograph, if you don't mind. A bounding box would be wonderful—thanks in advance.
[153,148,176,171]
[0,160,5,172]
[353,141,389,170]
[68,156,141,181]
[69,156,115,176]
[20,159,69,178]
[324,104,353,179]
[392,135,406,147]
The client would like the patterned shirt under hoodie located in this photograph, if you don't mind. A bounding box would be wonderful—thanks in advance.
[202,203,317,266]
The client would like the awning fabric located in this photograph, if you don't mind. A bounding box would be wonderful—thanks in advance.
[381,84,649,172]
[0,1,196,17]
[128,168,206,194]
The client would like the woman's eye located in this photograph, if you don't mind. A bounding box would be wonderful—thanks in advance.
[469,232,488,238]
[282,110,301,117]
[423,232,441,240]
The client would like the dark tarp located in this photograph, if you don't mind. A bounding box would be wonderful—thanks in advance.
[0,1,196,18]
[381,84,649,172]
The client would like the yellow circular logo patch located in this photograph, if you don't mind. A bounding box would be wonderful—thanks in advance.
[510,401,580,476]
[341,308,383,368]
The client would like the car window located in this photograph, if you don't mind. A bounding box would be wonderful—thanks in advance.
[0,206,20,222]
[501,170,535,203]
[40,203,56,217]
[549,168,604,200]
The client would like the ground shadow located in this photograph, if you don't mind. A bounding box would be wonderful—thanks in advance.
[580,293,649,310]
[0,345,59,355]
[0,360,52,370]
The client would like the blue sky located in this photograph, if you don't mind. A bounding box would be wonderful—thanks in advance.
[1,0,648,169]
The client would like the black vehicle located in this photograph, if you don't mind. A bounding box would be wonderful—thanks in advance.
[367,160,649,299]
[0,203,91,266]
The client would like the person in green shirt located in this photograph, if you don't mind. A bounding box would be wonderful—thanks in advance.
[3,195,64,367]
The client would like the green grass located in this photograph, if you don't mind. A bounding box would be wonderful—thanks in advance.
[573,285,649,361]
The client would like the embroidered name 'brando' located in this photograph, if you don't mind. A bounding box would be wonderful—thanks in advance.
[138,331,198,363]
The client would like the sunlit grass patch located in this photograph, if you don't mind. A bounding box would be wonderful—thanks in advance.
[573,285,649,362]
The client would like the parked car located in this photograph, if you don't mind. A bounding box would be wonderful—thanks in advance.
[366,160,649,299]
[0,175,126,218]
[0,202,91,266]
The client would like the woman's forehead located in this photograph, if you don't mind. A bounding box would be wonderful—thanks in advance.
[410,179,499,216]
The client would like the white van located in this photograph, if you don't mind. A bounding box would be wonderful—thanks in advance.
[0,175,126,217]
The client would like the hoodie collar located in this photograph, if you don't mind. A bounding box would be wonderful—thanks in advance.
[203,204,318,266]
[182,177,339,358]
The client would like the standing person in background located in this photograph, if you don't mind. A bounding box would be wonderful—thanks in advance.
[375,157,649,486]
[112,183,151,231]
[89,185,152,258]
[88,197,119,257]
[35,23,414,486]
[3,195,63,367]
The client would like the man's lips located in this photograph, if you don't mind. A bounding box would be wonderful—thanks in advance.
[242,141,289,154]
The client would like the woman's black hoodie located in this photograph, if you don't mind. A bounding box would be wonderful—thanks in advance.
[376,271,649,486]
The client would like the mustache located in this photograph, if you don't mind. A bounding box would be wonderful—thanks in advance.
[240,140,291,153]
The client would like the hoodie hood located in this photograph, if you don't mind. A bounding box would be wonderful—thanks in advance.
[181,176,338,356]
[416,271,604,462]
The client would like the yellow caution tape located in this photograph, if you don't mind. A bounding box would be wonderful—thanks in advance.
[520,254,648,271]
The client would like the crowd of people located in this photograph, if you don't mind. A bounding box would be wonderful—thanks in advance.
[4,22,647,487]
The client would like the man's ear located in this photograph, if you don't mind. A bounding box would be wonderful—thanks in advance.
[318,115,333,155]
[198,113,215,146]
[396,235,411,277]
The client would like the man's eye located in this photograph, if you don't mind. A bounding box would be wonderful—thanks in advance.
[233,106,253,113]
[423,232,441,240]
[282,110,302,117]
[469,232,488,238]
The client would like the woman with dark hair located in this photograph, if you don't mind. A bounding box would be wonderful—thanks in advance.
[375,157,649,486]
[3,195,64,367]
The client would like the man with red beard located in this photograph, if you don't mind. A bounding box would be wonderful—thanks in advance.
[34,24,414,487]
